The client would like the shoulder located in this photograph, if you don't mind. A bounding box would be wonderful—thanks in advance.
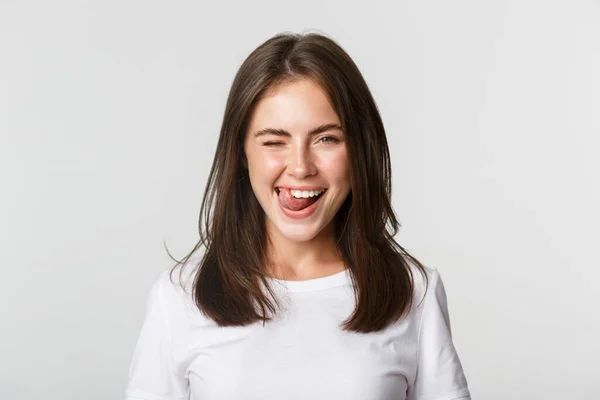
[151,269,190,304]
[147,256,209,326]
[402,257,456,335]
[153,251,203,300]
[404,256,441,306]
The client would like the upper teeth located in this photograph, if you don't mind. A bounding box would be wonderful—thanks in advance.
[278,188,325,198]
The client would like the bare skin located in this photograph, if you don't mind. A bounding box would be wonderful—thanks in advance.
[243,78,351,281]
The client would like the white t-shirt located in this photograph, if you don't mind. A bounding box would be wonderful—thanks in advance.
[125,262,471,400]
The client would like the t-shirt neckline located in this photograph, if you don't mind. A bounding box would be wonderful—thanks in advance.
[266,268,352,292]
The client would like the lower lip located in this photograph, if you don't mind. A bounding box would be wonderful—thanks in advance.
[277,190,327,220]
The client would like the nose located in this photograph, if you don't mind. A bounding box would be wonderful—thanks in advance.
[287,140,316,179]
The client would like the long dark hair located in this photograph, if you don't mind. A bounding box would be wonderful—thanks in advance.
[168,32,427,333]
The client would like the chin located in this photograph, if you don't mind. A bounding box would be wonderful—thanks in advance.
[273,222,322,243]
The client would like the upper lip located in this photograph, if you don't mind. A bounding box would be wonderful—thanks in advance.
[276,185,327,191]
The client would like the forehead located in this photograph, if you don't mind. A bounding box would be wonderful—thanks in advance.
[247,79,340,131]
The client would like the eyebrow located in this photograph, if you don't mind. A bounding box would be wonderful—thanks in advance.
[252,123,343,138]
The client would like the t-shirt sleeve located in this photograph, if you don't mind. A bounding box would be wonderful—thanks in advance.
[407,269,471,400]
[125,273,188,400]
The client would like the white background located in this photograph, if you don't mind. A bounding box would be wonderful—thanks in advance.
[1,1,599,399]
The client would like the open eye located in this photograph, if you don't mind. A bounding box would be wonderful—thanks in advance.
[319,136,340,144]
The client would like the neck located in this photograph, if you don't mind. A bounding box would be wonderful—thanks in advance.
[263,220,346,281]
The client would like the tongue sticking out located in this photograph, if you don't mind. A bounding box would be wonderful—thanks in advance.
[278,188,320,211]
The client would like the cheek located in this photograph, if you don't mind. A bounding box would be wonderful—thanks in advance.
[318,152,350,183]
[265,157,283,171]
[248,152,285,181]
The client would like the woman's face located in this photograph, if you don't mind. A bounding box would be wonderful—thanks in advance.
[243,78,351,243]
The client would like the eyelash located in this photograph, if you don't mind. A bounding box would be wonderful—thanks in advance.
[263,136,340,146]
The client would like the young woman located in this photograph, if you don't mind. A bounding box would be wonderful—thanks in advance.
[125,32,471,400]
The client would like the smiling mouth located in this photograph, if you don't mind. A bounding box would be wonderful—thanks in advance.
[275,187,327,196]
[275,187,328,212]
[275,188,328,203]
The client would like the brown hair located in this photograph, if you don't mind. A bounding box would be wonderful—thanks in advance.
[168,31,427,333]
